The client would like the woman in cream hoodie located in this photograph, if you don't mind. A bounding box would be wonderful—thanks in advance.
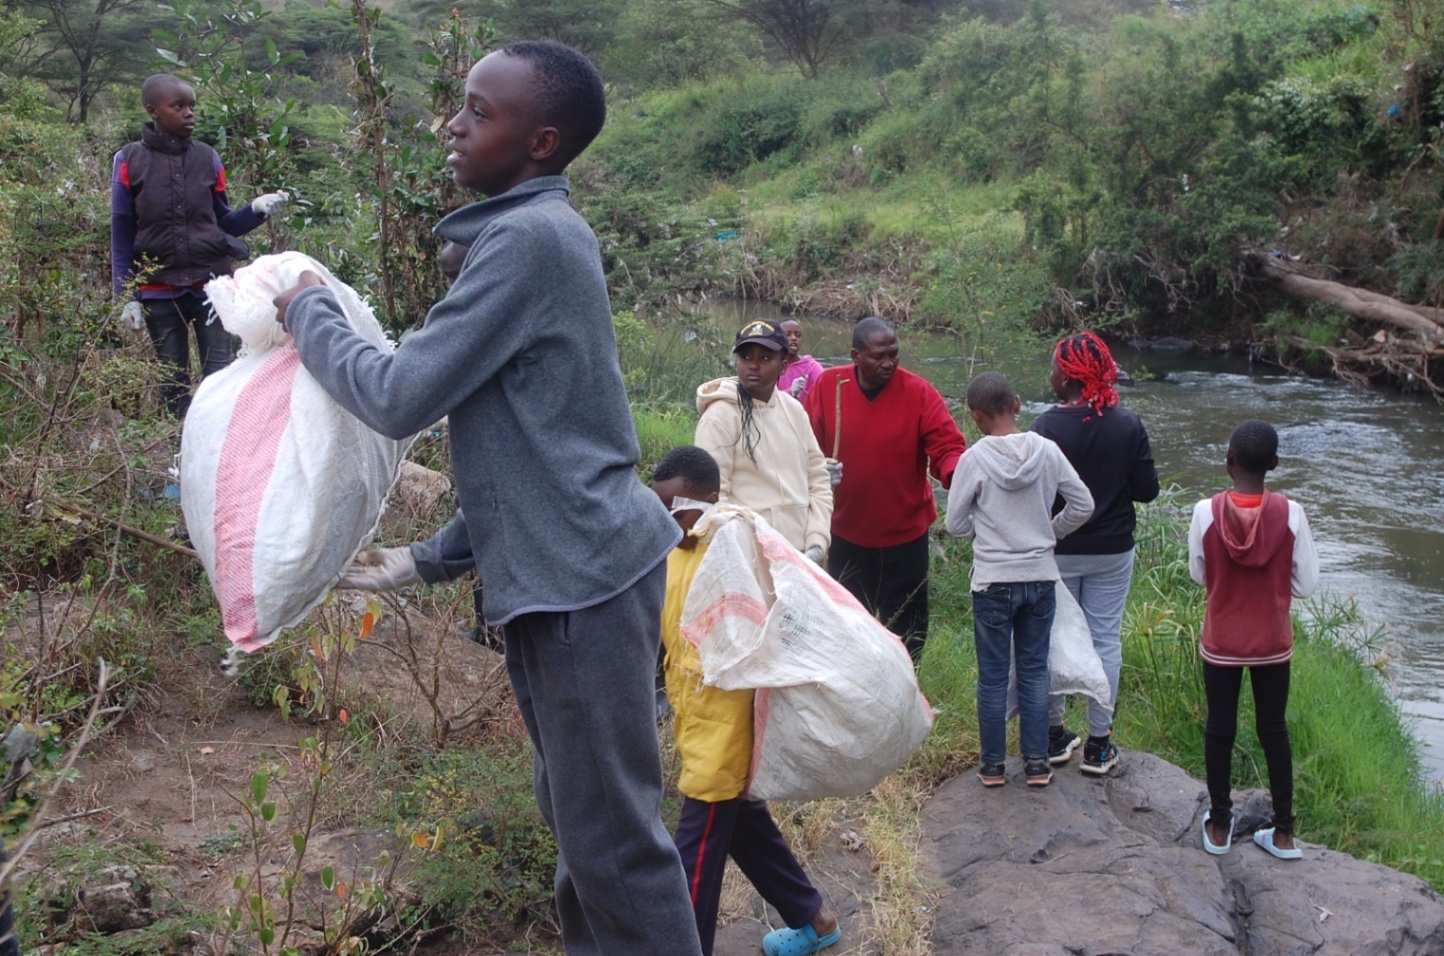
[695,319,833,561]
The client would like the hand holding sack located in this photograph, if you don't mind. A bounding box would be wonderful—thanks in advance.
[181,251,416,652]
[682,506,933,802]
[338,547,421,591]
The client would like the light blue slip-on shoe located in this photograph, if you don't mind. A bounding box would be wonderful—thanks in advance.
[1253,827,1303,860]
[762,923,843,956]
[1202,810,1233,856]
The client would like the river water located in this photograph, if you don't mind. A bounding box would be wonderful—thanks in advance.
[667,302,1444,779]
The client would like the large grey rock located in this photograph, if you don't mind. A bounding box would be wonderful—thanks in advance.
[923,752,1444,955]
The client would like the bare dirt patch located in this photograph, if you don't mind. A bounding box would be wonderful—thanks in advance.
[15,605,883,955]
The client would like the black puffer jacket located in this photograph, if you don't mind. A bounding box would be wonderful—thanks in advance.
[123,122,234,287]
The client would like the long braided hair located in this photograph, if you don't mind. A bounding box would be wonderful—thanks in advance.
[736,382,762,462]
[1054,332,1119,417]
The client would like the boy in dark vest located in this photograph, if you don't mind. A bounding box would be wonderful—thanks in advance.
[110,73,287,417]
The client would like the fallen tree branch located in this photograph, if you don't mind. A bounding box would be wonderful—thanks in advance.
[41,496,198,560]
[1282,334,1444,400]
[1247,253,1444,340]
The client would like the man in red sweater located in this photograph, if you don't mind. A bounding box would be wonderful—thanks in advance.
[804,317,967,660]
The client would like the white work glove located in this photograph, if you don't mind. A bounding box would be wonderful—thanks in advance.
[251,190,289,218]
[824,458,843,487]
[120,301,145,331]
[804,546,824,565]
[789,376,807,398]
[338,547,421,591]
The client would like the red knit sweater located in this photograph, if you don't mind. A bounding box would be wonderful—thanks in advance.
[804,366,966,548]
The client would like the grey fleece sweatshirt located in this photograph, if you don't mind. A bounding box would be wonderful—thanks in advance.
[287,176,680,625]
[944,431,1094,589]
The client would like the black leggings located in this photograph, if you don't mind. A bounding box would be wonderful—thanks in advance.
[1203,660,1294,835]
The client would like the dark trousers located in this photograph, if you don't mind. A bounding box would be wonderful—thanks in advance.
[502,562,702,955]
[1203,660,1294,834]
[0,845,19,956]
[674,796,823,956]
[828,531,931,659]
[142,292,234,417]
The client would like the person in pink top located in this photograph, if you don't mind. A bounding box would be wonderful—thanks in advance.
[778,319,825,402]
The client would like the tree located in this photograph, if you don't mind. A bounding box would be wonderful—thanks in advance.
[472,0,623,58]
[0,8,51,117]
[702,0,858,77]
[606,0,758,89]
[8,0,151,122]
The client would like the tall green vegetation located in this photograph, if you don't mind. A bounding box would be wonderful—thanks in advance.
[573,0,1444,355]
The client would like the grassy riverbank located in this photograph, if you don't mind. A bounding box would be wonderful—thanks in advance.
[6,396,1444,955]
[631,364,1444,897]
[918,489,1444,893]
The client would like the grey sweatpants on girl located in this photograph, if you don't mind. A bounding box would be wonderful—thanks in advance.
[1049,549,1134,738]
[502,560,703,956]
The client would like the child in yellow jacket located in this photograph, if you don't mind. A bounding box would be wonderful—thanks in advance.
[652,445,841,956]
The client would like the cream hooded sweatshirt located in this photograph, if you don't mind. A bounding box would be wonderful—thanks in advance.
[695,377,833,554]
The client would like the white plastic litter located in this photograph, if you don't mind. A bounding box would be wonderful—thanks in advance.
[682,506,933,802]
[181,252,415,652]
[1005,581,1114,718]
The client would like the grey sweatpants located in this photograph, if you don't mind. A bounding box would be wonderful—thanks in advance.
[1049,549,1133,738]
[502,560,702,956]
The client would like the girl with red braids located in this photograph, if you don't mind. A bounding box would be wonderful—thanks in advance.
[1031,332,1160,774]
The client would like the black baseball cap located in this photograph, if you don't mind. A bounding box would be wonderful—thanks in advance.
[733,319,788,353]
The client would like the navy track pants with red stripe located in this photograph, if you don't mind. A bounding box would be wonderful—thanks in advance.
[673,795,823,956]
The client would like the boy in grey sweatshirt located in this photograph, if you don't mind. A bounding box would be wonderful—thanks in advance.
[945,372,1093,788]
[272,42,701,956]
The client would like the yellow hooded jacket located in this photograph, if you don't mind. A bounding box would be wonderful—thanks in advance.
[662,537,755,802]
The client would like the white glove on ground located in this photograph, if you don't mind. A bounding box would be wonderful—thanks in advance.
[251,191,289,218]
[120,301,145,331]
[824,458,843,487]
[789,376,807,398]
[338,547,420,591]
[804,546,824,565]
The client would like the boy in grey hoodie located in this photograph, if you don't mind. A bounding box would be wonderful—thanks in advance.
[945,372,1093,788]
[272,42,702,956]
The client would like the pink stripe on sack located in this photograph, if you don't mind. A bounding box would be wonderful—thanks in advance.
[758,531,864,609]
[682,591,771,649]
[749,687,770,789]
[213,345,301,651]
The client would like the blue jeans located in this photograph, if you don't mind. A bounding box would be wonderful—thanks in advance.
[973,580,1056,764]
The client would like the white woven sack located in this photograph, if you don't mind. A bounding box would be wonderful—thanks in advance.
[1005,580,1115,718]
[682,507,933,802]
[181,252,415,652]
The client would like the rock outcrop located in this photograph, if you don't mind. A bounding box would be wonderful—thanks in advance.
[923,751,1444,955]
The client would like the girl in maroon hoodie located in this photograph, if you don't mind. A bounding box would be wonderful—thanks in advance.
[1187,420,1319,860]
